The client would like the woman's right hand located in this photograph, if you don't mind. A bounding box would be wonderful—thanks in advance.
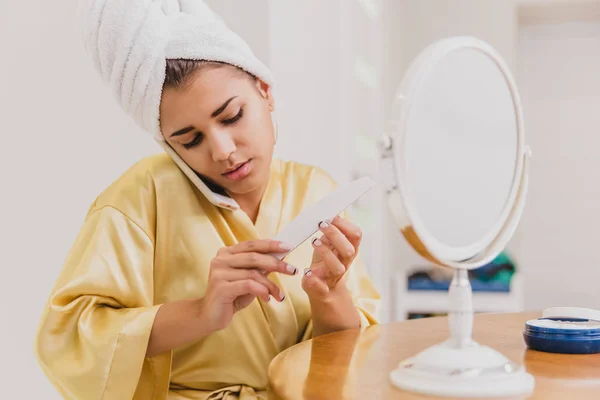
[201,239,298,332]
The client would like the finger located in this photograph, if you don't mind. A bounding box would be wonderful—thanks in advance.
[331,216,362,249]
[318,220,356,260]
[226,279,271,303]
[226,239,293,255]
[311,235,323,264]
[218,268,285,302]
[302,268,330,299]
[311,234,339,264]
[223,252,298,276]
[319,233,339,258]
[312,237,346,278]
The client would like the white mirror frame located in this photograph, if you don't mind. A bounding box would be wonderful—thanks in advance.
[380,36,531,269]
[380,36,535,398]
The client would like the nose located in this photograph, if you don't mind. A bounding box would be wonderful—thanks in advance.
[208,131,237,162]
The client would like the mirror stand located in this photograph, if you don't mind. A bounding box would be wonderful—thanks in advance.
[449,269,473,348]
[390,267,534,398]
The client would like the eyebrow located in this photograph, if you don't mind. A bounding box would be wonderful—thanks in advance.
[170,96,238,138]
[170,126,195,138]
[211,96,238,118]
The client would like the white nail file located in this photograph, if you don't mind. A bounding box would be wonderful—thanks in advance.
[270,176,374,260]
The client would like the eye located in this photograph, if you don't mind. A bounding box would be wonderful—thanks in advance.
[222,107,244,125]
[183,133,203,149]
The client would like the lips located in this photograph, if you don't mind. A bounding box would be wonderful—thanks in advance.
[222,161,248,175]
[222,159,253,181]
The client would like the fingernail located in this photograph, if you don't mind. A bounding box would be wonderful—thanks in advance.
[304,268,312,276]
[279,291,285,301]
[279,242,293,251]
[266,295,271,302]
[319,220,330,229]
[286,264,297,275]
[312,238,322,247]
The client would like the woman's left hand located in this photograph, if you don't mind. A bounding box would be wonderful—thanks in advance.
[302,215,362,298]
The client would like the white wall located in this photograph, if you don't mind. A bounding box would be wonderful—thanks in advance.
[268,1,347,181]
[204,1,270,68]
[516,3,600,310]
[384,0,518,99]
[269,0,388,316]
[381,0,522,318]
[1,0,160,396]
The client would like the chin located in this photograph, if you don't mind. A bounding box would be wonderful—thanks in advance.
[220,160,269,195]
[222,175,263,195]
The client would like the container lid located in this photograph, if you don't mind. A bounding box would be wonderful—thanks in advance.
[525,307,600,337]
[525,318,600,336]
[542,307,600,322]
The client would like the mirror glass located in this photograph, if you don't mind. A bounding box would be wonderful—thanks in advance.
[398,46,521,262]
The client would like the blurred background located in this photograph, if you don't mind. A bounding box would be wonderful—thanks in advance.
[2,0,600,396]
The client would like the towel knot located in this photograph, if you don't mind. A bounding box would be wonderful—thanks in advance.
[78,0,274,139]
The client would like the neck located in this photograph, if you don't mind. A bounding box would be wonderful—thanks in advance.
[231,178,270,224]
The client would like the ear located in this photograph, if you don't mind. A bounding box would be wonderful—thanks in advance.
[255,79,275,111]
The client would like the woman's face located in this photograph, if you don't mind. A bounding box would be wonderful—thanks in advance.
[159,65,275,197]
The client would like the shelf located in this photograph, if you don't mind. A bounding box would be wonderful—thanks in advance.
[393,270,524,321]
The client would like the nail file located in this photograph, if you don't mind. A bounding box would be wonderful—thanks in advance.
[269,176,374,260]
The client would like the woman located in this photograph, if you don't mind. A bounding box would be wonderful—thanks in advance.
[34,1,380,399]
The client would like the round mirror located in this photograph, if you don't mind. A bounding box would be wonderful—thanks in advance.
[380,37,534,397]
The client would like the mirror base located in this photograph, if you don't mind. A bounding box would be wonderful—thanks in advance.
[390,339,535,398]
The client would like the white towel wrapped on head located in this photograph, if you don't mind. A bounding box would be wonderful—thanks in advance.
[78,0,274,139]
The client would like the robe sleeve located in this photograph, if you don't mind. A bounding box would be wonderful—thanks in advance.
[34,205,171,400]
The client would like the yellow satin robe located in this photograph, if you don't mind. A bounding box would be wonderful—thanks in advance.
[34,153,380,400]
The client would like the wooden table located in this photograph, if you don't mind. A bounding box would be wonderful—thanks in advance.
[267,312,600,399]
